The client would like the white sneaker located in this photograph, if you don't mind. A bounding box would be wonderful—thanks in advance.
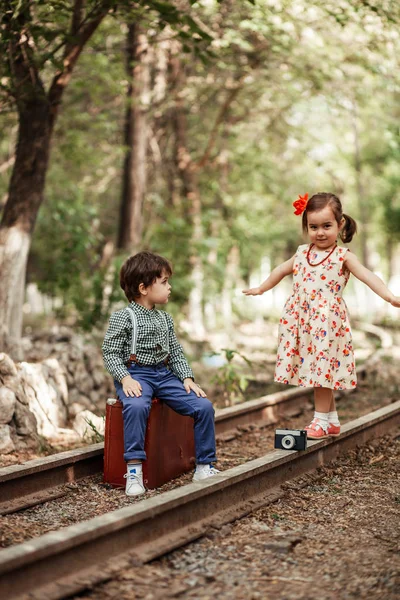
[192,464,220,482]
[124,467,145,496]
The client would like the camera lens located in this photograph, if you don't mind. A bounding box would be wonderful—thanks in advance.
[281,435,295,449]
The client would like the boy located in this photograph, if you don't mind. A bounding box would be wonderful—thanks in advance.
[102,251,219,496]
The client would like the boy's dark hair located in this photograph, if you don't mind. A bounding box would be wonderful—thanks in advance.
[302,192,357,243]
[120,251,172,302]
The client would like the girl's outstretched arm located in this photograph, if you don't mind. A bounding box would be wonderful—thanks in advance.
[242,255,295,296]
[345,252,400,307]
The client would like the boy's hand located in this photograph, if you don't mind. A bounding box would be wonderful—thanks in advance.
[242,287,263,296]
[121,375,142,397]
[183,378,207,398]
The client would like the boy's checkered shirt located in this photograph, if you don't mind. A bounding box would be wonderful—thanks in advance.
[102,302,194,383]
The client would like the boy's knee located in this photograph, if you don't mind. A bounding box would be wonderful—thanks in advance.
[122,399,149,418]
[197,397,215,417]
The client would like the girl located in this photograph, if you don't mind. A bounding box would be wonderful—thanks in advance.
[243,192,400,439]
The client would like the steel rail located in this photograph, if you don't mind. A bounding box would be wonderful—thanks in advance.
[0,400,399,600]
[0,344,383,515]
[0,445,104,515]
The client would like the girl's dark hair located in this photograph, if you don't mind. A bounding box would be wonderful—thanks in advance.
[301,192,357,243]
[120,251,172,302]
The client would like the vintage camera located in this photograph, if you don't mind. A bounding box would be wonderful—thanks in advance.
[274,428,307,451]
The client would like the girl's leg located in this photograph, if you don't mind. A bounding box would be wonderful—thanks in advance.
[320,388,340,427]
[314,387,334,413]
[306,388,341,439]
[305,387,332,439]
[327,392,341,435]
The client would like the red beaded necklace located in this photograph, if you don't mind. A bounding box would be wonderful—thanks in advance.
[306,243,337,267]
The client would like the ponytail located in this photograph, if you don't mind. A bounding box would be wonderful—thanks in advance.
[340,214,357,243]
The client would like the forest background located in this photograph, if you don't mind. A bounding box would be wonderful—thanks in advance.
[1,0,400,362]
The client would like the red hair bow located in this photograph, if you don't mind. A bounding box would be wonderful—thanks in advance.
[293,193,309,215]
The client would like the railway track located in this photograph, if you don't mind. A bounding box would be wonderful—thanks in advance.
[0,355,375,516]
[0,323,390,515]
[0,400,399,600]
[0,325,395,599]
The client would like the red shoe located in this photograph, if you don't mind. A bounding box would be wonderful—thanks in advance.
[327,423,341,437]
[305,418,329,440]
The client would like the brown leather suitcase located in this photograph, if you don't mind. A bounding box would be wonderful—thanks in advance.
[103,397,196,489]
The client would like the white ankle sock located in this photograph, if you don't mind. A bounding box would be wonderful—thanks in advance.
[195,464,210,473]
[314,411,329,428]
[328,411,340,426]
[127,462,142,474]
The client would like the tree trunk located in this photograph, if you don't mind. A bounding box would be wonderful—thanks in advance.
[0,2,109,355]
[0,100,53,356]
[351,102,369,269]
[117,24,150,251]
[221,245,239,329]
[188,194,205,339]
[387,238,393,280]
[148,34,180,211]
[170,54,205,338]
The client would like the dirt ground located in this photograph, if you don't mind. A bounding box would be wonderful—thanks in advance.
[72,430,400,600]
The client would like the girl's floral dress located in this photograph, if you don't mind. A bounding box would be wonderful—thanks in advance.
[274,244,356,390]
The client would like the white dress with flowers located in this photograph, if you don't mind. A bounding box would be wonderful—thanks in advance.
[274,244,356,390]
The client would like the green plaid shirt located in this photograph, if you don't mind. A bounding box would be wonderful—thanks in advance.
[102,302,194,383]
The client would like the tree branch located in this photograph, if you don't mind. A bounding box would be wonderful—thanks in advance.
[0,156,15,174]
[70,0,85,39]
[195,74,246,170]
[6,4,46,107]
[47,1,111,119]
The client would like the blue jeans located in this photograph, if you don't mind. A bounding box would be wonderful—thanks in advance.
[114,363,217,464]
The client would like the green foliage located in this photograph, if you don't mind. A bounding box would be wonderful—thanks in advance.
[0,0,216,106]
[31,187,123,330]
[383,200,400,238]
[83,415,105,443]
[32,190,100,294]
[144,210,193,308]
[2,0,400,332]
[211,348,253,406]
